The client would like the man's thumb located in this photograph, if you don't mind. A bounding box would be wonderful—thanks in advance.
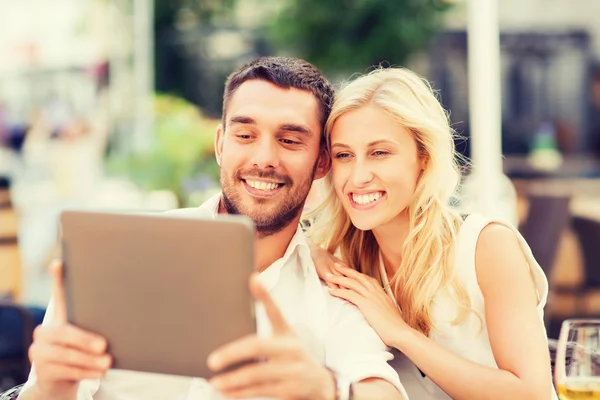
[50,260,68,324]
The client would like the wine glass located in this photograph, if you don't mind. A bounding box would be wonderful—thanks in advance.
[555,319,600,399]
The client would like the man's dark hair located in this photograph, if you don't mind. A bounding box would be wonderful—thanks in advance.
[222,57,334,133]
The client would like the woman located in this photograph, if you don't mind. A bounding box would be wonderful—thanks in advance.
[307,67,558,400]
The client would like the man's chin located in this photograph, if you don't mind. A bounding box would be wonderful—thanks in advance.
[248,196,273,205]
[250,209,300,235]
[248,213,283,228]
[223,186,307,234]
[254,219,295,238]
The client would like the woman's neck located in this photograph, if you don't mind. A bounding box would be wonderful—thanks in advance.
[372,210,411,278]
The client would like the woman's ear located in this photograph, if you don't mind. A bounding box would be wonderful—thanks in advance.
[418,151,429,172]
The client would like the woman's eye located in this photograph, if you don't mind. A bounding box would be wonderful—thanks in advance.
[372,150,389,156]
[335,153,351,159]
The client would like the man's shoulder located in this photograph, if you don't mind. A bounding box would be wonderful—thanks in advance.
[317,278,364,319]
[163,193,221,219]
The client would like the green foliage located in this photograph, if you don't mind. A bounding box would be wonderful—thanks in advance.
[154,0,238,29]
[267,0,451,74]
[106,94,220,205]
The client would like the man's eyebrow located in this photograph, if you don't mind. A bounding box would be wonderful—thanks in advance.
[228,117,312,136]
[229,116,256,125]
[279,123,313,136]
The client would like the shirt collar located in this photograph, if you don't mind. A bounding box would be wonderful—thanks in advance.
[281,225,312,278]
[198,192,312,277]
[197,192,221,218]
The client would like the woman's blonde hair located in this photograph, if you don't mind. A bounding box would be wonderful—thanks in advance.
[307,67,469,336]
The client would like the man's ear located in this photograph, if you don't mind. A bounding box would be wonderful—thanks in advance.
[214,124,224,166]
[313,146,331,181]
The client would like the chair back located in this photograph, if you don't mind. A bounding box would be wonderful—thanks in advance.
[0,177,22,300]
[0,384,24,400]
[571,216,600,288]
[520,195,571,277]
[0,302,34,392]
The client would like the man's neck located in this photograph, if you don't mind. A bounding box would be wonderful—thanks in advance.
[218,198,300,272]
[254,222,299,272]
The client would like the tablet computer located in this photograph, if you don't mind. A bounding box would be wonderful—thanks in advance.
[60,209,256,378]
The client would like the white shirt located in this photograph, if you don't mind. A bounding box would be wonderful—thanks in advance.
[22,193,406,399]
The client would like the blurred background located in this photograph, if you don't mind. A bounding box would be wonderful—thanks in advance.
[1,0,600,391]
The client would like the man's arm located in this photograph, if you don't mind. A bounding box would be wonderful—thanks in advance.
[354,378,405,400]
[205,275,406,400]
[325,290,408,400]
[18,262,108,400]
[205,274,336,399]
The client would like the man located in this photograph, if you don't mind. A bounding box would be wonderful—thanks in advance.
[18,57,407,400]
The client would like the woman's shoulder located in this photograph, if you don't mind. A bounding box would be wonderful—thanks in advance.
[456,213,549,310]
[457,214,519,249]
[459,212,493,230]
[454,213,490,261]
[452,213,525,287]
[459,213,522,248]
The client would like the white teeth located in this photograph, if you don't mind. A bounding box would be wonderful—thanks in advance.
[352,192,383,205]
[246,180,280,191]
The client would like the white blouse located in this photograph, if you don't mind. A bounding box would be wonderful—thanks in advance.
[379,213,559,399]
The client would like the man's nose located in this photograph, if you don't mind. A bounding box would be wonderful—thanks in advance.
[250,138,280,169]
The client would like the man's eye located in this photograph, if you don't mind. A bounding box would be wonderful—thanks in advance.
[236,134,252,140]
[281,139,300,145]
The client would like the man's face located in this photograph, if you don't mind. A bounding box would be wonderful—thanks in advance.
[215,80,330,237]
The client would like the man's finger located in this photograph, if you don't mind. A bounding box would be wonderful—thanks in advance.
[210,360,286,391]
[34,324,107,356]
[30,341,111,371]
[50,260,68,324]
[249,274,289,335]
[207,335,298,372]
[218,380,286,399]
[37,363,106,382]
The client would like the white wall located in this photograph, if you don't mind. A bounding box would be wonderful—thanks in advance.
[0,0,111,74]
[444,0,600,56]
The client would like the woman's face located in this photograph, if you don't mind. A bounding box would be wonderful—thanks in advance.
[330,105,424,231]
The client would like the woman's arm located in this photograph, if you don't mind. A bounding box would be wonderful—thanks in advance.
[325,223,553,400]
[390,223,552,400]
[308,242,345,288]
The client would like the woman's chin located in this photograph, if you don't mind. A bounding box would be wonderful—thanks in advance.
[350,217,377,232]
